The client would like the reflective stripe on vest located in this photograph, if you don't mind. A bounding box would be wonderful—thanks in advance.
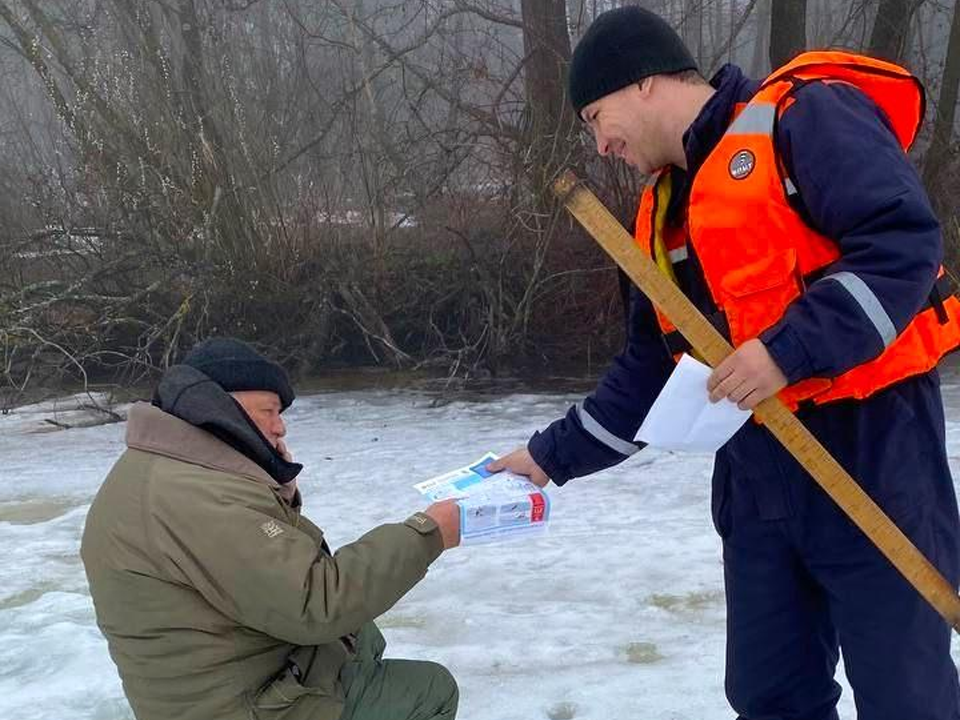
[726,102,776,135]
[634,51,960,410]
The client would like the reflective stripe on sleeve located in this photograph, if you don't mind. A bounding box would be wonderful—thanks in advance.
[576,403,640,456]
[820,272,897,348]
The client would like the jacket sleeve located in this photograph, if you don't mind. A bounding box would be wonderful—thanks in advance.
[146,469,444,645]
[761,80,942,383]
[527,285,675,485]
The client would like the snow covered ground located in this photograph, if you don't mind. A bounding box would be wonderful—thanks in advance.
[4,377,960,719]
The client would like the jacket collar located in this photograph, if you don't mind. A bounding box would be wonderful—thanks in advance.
[125,402,300,507]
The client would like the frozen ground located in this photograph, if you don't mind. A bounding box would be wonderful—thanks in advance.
[3,377,960,719]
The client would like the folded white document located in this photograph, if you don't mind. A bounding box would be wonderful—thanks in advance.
[635,354,752,453]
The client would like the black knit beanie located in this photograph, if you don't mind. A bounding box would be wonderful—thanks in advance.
[568,5,698,115]
[181,338,295,411]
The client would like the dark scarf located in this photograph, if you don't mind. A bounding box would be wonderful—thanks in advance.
[152,364,302,484]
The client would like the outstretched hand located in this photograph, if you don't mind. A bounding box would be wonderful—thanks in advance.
[486,447,551,488]
[424,500,461,549]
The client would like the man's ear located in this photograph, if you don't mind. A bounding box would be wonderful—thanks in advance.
[637,76,654,97]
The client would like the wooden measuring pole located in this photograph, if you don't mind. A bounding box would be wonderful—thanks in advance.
[552,170,960,632]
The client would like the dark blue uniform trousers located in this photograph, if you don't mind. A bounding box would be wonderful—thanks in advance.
[715,372,960,719]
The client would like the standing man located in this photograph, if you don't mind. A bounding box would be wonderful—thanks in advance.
[82,337,460,720]
[491,6,960,719]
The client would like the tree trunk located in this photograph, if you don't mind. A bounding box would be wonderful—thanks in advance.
[520,0,576,186]
[769,0,807,69]
[730,0,737,64]
[681,0,704,67]
[750,0,772,76]
[568,0,589,43]
[923,0,960,194]
[869,0,920,61]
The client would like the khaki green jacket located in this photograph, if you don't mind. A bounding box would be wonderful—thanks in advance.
[81,402,443,720]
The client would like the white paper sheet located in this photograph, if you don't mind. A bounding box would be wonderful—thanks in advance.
[635,354,752,453]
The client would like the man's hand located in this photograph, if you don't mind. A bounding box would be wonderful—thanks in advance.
[424,500,461,550]
[276,439,294,463]
[485,447,550,488]
[707,338,788,411]
[273,440,298,502]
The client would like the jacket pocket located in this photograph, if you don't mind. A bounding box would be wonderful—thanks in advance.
[252,663,343,720]
[254,667,316,710]
[719,249,802,346]
[711,455,733,540]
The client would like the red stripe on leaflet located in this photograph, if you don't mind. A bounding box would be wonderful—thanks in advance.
[530,493,545,523]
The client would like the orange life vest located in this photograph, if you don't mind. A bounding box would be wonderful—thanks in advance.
[634,51,960,410]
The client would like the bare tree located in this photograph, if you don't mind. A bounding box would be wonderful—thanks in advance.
[520,0,577,189]
[750,0,772,76]
[870,0,923,61]
[681,0,705,67]
[923,0,960,194]
[770,0,808,68]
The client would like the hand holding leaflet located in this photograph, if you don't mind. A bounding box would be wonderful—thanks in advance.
[414,453,550,545]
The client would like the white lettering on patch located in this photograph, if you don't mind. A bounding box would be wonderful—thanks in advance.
[260,520,285,539]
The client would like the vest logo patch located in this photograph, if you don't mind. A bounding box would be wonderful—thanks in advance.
[260,520,284,539]
[729,150,755,180]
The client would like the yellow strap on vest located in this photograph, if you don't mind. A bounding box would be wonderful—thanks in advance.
[651,172,678,286]
[651,172,704,363]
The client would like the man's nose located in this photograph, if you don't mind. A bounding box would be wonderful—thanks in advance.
[275,416,287,437]
[595,133,609,156]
